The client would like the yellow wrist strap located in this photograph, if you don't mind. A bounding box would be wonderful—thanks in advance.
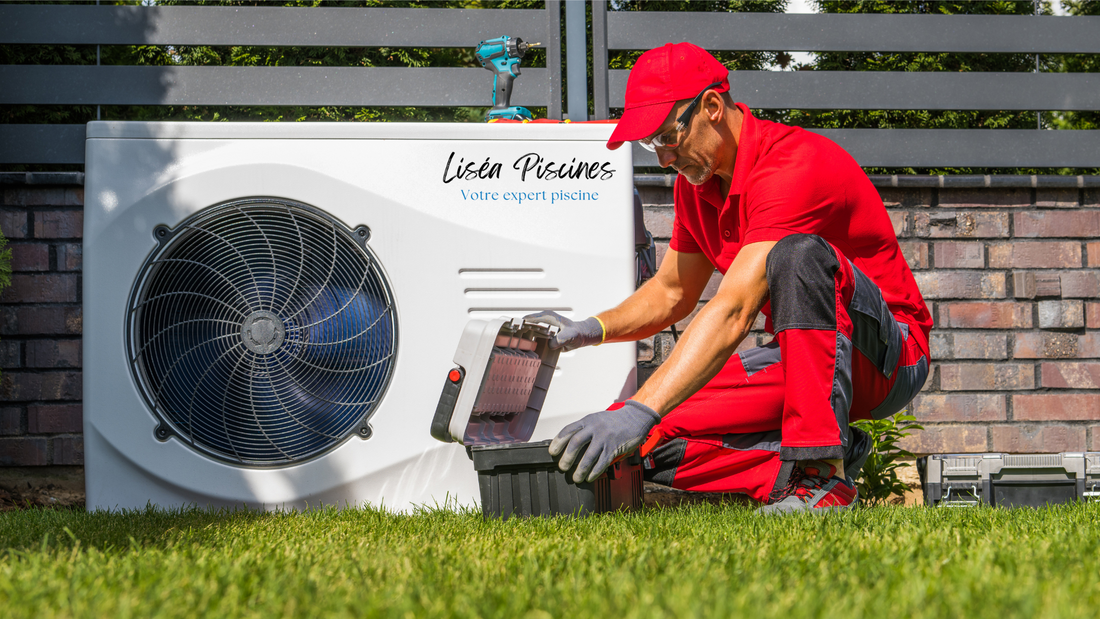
[592,316,607,346]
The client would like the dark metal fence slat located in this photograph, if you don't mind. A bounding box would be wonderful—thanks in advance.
[607,13,1100,53]
[632,129,1100,169]
[822,129,1100,168]
[0,66,551,107]
[0,5,547,47]
[9,65,1092,112]
[545,0,563,121]
[591,2,610,121]
[606,70,1100,112]
[0,125,85,165]
[565,0,588,120]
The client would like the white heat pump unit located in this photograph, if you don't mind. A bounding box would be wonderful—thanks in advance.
[83,122,636,512]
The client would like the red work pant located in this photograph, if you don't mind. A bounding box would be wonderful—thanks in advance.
[641,235,929,503]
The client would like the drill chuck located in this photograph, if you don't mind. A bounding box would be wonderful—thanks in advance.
[512,38,530,58]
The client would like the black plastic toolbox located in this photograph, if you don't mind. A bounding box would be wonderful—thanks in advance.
[919,452,1100,507]
[433,318,644,519]
[470,440,643,520]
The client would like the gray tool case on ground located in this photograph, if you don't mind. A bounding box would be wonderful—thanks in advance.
[920,453,1100,507]
[430,317,642,519]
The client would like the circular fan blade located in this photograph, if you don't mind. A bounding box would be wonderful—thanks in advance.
[128,198,397,466]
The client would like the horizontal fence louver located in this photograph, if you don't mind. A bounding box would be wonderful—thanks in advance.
[604,12,1100,53]
[607,71,1100,112]
[631,130,1100,169]
[0,5,548,48]
[0,66,552,108]
[0,125,86,165]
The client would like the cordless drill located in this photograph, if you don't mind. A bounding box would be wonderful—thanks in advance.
[475,36,539,121]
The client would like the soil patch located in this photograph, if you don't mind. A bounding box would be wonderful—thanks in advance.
[0,466,85,512]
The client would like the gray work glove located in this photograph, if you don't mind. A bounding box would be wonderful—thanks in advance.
[549,400,660,483]
[523,311,604,351]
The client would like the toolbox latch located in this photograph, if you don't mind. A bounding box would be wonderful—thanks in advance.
[429,366,465,443]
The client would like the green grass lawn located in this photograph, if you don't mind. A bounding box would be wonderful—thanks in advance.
[2,502,1099,618]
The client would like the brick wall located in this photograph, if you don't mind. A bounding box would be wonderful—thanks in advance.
[0,173,1097,471]
[1,174,84,467]
[636,175,1100,455]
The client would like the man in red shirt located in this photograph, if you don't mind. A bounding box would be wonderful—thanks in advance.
[528,42,930,513]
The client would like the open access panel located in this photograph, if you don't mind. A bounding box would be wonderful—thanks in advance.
[431,317,642,519]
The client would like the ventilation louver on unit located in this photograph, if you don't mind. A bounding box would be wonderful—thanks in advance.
[126,198,397,466]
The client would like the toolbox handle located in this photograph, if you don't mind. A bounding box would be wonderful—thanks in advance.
[942,484,980,507]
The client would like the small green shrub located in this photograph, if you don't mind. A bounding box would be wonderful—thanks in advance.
[852,412,923,506]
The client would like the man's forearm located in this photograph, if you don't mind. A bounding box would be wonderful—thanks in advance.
[629,240,776,416]
[630,295,756,415]
[596,276,695,343]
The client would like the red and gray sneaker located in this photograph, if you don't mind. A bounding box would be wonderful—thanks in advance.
[760,461,859,515]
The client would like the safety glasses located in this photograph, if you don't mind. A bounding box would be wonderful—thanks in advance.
[637,81,724,152]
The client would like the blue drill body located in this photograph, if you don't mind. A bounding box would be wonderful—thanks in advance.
[475,36,535,121]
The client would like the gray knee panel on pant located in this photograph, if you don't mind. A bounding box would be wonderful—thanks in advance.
[765,234,839,332]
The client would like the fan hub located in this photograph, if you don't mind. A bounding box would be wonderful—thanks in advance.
[241,310,285,354]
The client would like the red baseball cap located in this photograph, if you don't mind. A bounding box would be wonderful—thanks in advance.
[607,42,730,150]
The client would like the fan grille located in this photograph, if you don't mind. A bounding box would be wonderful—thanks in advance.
[128,198,397,466]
